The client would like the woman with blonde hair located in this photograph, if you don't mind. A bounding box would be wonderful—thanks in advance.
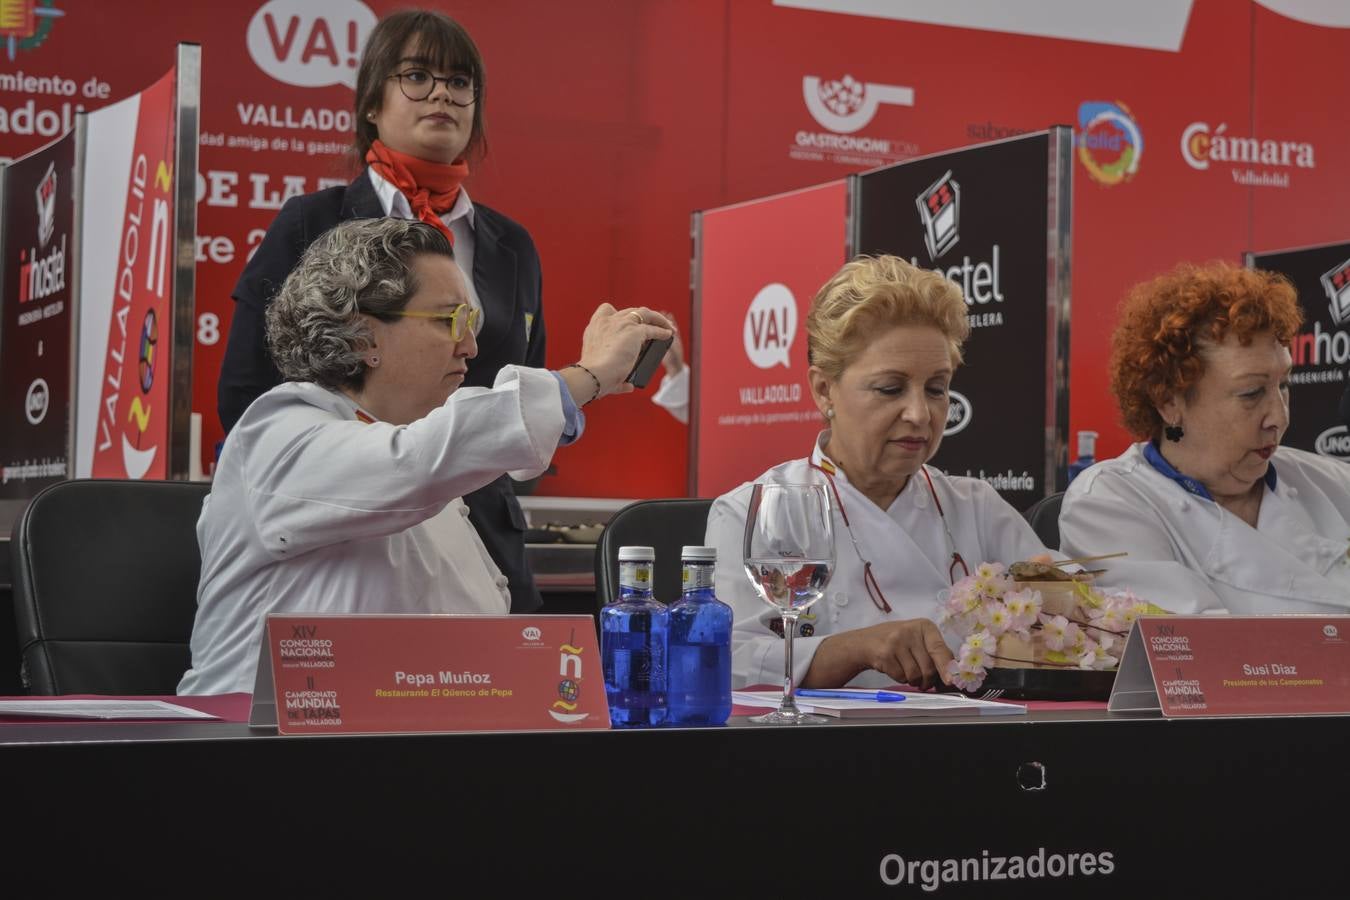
[706,255,1051,691]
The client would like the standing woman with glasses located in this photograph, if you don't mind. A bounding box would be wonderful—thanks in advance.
[705,256,1054,691]
[218,10,552,613]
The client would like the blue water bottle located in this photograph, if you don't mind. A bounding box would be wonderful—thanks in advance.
[602,546,668,727]
[1067,430,1098,484]
[667,546,733,726]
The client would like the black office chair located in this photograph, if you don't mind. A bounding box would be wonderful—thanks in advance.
[10,478,211,695]
[594,498,713,609]
[1022,491,1065,551]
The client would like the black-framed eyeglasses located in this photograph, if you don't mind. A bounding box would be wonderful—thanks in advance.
[388,69,477,106]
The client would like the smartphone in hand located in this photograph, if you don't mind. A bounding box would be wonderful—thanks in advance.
[626,336,674,388]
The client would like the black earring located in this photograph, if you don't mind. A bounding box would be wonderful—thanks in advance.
[1164,424,1184,442]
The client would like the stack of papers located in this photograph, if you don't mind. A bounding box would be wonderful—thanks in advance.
[0,700,220,720]
[733,689,1025,719]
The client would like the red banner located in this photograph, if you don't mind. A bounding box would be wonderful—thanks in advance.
[0,2,1348,495]
[257,614,610,735]
[1111,616,1350,717]
[693,181,846,496]
[87,69,175,479]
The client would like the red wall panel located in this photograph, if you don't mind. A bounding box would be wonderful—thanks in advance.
[0,1,1345,496]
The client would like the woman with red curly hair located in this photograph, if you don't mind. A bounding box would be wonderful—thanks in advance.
[1060,262,1350,614]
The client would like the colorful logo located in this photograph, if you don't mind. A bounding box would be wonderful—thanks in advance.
[915,170,961,260]
[548,633,590,724]
[120,309,159,480]
[1320,258,1350,327]
[0,0,64,61]
[35,161,55,248]
[138,308,158,393]
[802,74,914,134]
[1076,101,1143,186]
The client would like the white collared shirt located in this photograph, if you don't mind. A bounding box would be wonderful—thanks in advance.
[178,365,566,695]
[705,432,1052,688]
[1061,443,1350,615]
[366,167,483,323]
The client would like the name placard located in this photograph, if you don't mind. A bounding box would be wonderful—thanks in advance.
[1109,616,1350,716]
[248,614,610,734]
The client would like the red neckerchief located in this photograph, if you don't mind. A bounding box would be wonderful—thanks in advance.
[365,139,469,245]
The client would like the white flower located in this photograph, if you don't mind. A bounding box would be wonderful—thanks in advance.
[976,562,1006,581]
[1039,613,1071,650]
[977,601,1013,636]
[1079,641,1120,670]
[945,658,987,692]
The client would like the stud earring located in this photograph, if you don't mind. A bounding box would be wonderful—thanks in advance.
[1164,423,1183,442]
[825,407,835,419]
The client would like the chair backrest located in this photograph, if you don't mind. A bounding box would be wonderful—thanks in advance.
[1022,491,1065,551]
[594,499,714,609]
[10,478,211,695]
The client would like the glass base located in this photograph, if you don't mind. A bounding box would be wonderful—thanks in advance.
[750,707,829,725]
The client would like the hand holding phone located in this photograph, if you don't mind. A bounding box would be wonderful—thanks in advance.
[626,335,674,388]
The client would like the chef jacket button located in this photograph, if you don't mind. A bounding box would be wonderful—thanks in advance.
[914,491,928,509]
[834,591,850,607]
[458,505,471,517]
[1175,499,1190,512]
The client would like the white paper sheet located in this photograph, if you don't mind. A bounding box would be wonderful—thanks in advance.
[733,689,1025,718]
[0,700,220,720]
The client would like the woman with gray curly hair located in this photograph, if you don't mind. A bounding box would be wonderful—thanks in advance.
[179,218,668,694]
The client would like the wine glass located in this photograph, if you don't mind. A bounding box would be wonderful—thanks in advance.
[742,482,835,724]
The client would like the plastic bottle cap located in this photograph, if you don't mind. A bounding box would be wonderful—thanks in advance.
[618,546,655,561]
[1076,430,1098,459]
[680,545,717,561]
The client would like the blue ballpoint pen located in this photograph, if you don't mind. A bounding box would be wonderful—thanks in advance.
[796,689,907,702]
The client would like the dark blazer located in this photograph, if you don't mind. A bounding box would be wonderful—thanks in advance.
[217,171,546,613]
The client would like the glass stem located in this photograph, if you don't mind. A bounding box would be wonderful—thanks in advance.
[780,612,800,714]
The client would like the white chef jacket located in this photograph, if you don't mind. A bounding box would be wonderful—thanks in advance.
[177,365,565,695]
[705,433,1051,689]
[1060,443,1350,616]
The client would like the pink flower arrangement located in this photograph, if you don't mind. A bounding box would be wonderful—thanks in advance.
[939,562,1157,692]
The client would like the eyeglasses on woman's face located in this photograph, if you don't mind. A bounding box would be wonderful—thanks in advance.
[381,303,481,341]
[387,68,477,106]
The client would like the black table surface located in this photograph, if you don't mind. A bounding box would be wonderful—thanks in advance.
[2,708,1343,894]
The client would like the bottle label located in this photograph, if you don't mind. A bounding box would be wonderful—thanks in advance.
[681,564,714,592]
[619,563,652,591]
